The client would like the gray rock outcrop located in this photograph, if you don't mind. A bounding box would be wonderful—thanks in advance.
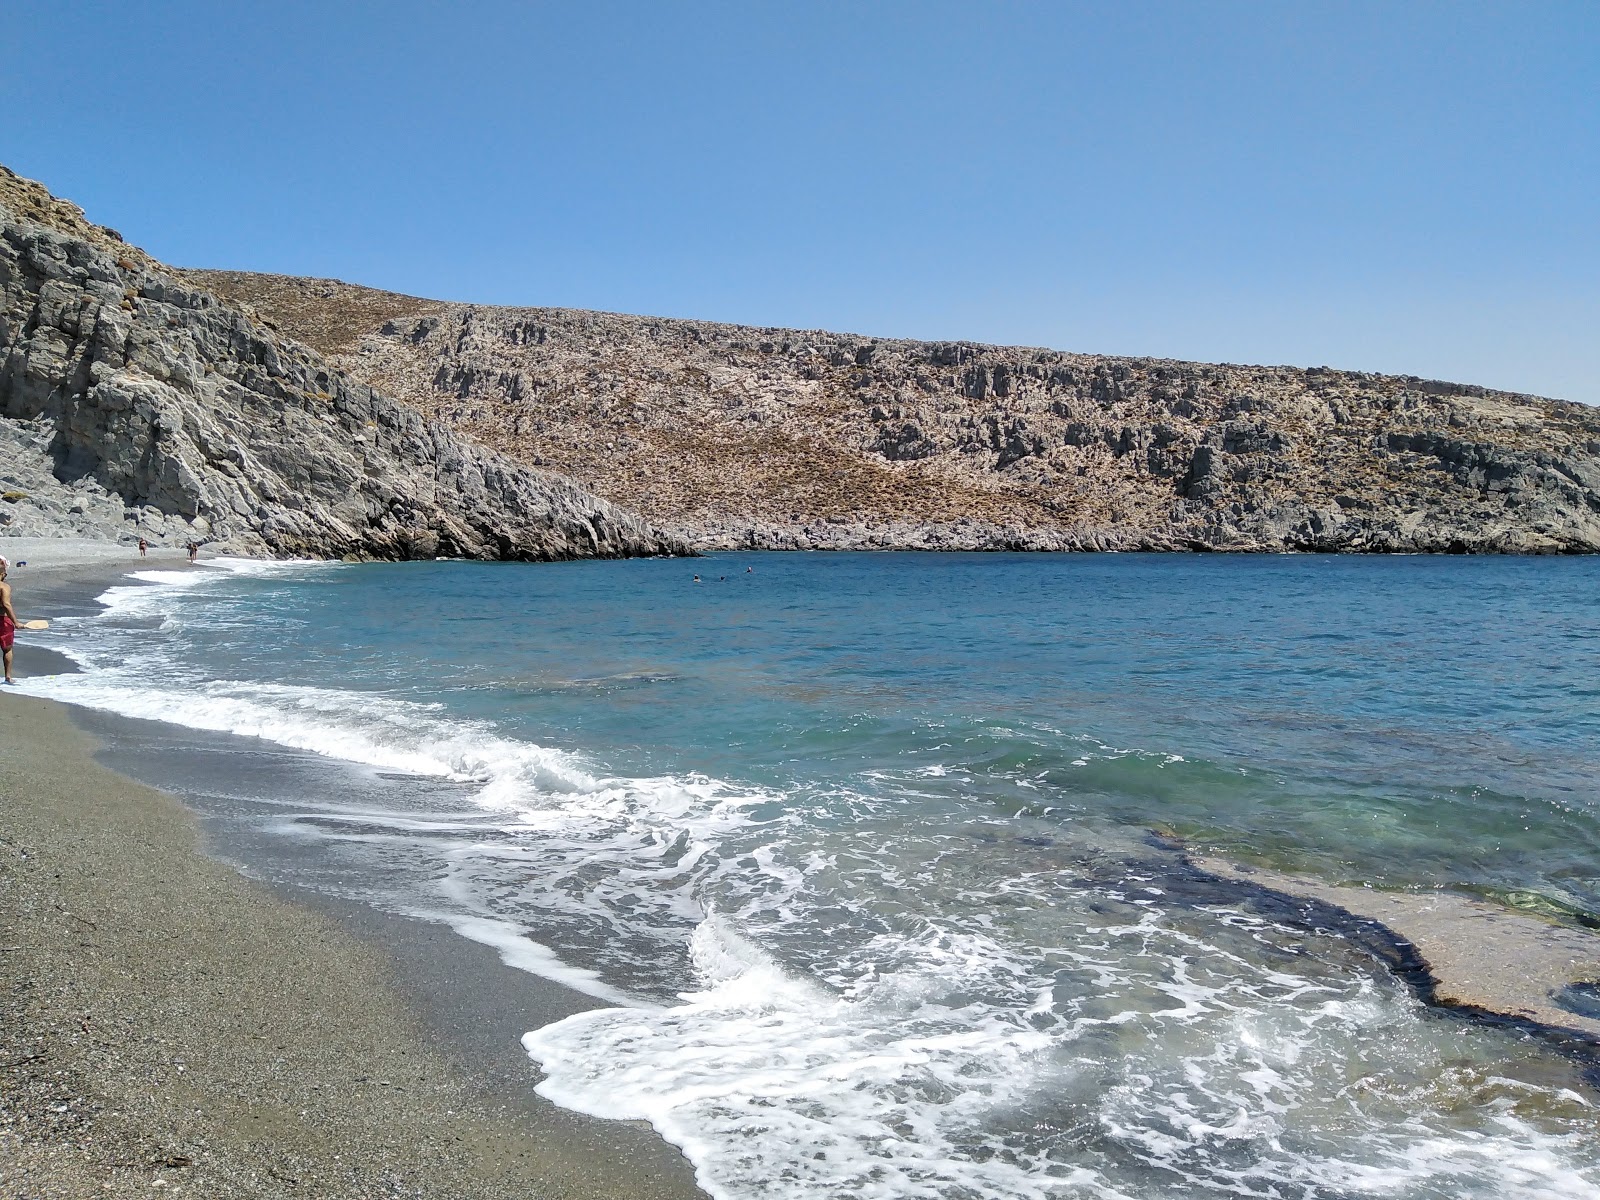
[0,167,688,561]
[185,275,1600,554]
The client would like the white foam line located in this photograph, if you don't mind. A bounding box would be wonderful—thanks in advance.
[92,556,336,613]
[428,911,643,1007]
[206,555,332,575]
[17,676,467,778]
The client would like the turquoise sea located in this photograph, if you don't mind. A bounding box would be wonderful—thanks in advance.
[22,552,1600,1198]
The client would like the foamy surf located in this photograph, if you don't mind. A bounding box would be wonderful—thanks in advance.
[524,913,1071,1200]
[433,912,640,1006]
[17,552,1600,1199]
[524,910,1600,1200]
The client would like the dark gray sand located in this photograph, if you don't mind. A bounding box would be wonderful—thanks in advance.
[0,694,706,1199]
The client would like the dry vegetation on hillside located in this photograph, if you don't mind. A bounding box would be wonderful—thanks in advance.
[179,269,1600,553]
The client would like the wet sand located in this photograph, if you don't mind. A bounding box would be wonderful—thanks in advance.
[0,546,706,1199]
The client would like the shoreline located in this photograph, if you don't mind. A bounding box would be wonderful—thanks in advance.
[0,693,706,1200]
[1,543,706,1199]
[5,538,1600,1196]
[670,520,1600,555]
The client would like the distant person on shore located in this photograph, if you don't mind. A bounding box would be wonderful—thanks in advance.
[0,557,16,685]
[187,540,199,563]
[138,537,148,557]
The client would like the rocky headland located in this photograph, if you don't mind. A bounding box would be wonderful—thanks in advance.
[182,273,1600,554]
[0,166,688,561]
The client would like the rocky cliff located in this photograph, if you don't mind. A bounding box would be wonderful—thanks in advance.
[0,167,688,561]
[181,273,1600,554]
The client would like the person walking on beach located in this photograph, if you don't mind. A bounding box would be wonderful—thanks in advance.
[187,540,199,563]
[138,537,148,557]
[0,557,17,686]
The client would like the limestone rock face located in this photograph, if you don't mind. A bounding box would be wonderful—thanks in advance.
[184,274,1600,555]
[0,167,687,561]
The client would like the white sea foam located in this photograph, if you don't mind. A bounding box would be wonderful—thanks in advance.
[23,671,514,781]
[22,556,1600,1200]
[522,897,1600,1200]
[93,555,325,610]
[90,569,213,628]
[431,912,640,1006]
[524,913,1075,1200]
[20,553,782,997]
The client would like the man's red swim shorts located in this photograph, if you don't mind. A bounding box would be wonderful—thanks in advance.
[1,614,13,651]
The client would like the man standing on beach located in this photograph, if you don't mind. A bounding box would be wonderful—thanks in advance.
[0,557,16,685]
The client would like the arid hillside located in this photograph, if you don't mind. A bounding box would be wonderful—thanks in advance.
[181,269,1600,553]
[0,165,686,560]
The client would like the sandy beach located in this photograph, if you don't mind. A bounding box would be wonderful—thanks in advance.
[1,543,705,1199]
[5,539,1599,1197]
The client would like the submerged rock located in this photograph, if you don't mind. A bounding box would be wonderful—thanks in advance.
[1193,853,1600,1048]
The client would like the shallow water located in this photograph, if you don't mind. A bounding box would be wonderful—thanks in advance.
[19,552,1600,1198]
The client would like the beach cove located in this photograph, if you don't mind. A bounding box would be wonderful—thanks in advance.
[7,8,1599,1196]
[4,544,1600,1198]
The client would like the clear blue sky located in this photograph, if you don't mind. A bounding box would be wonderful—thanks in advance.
[4,1,1596,401]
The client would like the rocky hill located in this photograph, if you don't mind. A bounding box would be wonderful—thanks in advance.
[179,272,1600,554]
[7,158,1594,558]
[0,167,687,560]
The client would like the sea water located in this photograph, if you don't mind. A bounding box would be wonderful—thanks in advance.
[17,552,1600,1198]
